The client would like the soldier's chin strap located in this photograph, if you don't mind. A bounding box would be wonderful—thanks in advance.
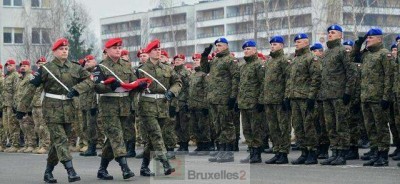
[138,68,167,92]
[98,64,123,83]
[41,65,70,92]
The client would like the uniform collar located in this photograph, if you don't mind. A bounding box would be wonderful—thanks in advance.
[52,57,71,68]
[270,49,284,58]
[295,46,310,56]
[367,43,383,53]
[326,39,341,49]
[243,54,257,63]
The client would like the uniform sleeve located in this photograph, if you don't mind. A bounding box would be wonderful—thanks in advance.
[382,52,394,101]
[200,56,210,74]
[257,63,266,104]
[17,71,43,112]
[308,58,322,100]
[168,69,182,97]
[342,50,357,96]
[72,67,94,94]
[0,79,3,108]
[12,74,19,108]
[92,65,113,94]
[230,61,240,99]
[284,62,292,98]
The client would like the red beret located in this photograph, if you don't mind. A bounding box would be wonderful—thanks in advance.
[5,59,16,66]
[192,53,201,60]
[78,59,85,65]
[105,38,123,48]
[36,56,46,64]
[173,54,186,61]
[52,38,69,51]
[0,64,3,69]
[121,50,129,56]
[185,63,193,69]
[85,55,95,60]
[144,39,160,53]
[136,49,146,58]
[161,50,169,58]
[20,60,30,66]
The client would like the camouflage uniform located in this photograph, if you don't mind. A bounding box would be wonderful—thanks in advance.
[261,49,290,154]
[0,74,5,150]
[18,58,93,165]
[320,39,356,151]
[315,54,330,152]
[285,46,321,150]
[359,43,393,152]
[348,63,363,148]
[173,64,190,148]
[394,45,400,152]
[3,70,19,150]
[79,81,99,146]
[31,86,50,150]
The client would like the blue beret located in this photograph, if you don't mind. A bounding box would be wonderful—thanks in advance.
[270,35,284,44]
[343,40,354,46]
[396,35,400,42]
[391,43,397,50]
[366,28,383,36]
[214,37,228,45]
[327,24,343,32]
[294,33,308,42]
[242,40,256,49]
[310,43,323,51]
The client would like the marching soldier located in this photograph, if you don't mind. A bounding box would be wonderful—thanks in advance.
[286,33,321,165]
[0,64,5,152]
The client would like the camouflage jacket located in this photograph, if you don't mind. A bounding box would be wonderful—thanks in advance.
[31,85,44,107]
[285,46,321,100]
[352,63,362,105]
[360,43,393,102]
[237,54,264,109]
[136,59,182,118]
[200,49,239,105]
[319,39,357,100]
[261,49,289,104]
[393,44,400,97]
[79,67,97,110]
[15,72,33,111]
[3,70,19,108]
[0,75,4,108]
[188,67,208,110]
[172,64,190,111]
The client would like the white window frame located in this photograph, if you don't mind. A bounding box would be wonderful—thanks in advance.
[32,28,50,45]
[3,0,23,7]
[3,27,24,45]
[31,0,50,9]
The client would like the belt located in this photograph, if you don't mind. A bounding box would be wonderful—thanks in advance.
[44,93,72,100]
[142,93,165,99]
[99,92,129,97]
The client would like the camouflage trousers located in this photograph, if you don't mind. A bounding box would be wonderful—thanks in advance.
[19,115,36,147]
[291,99,318,150]
[175,110,190,143]
[135,116,145,144]
[361,102,390,151]
[140,116,168,161]
[265,104,291,153]
[32,107,50,148]
[161,116,177,149]
[69,109,84,147]
[123,113,136,142]
[0,115,7,146]
[210,104,236,144]
[81,110,100,145]
[323,99,350,150]
[348,102,363,147]
[100,116,127,159]
[4,107,19,147]
[390,102,400,146]
[241,108,263,148]
[208,106,217,142]
[232,110,240,140]
[47,123,73,165]
[315,101,329,145]
[190,109,211,143]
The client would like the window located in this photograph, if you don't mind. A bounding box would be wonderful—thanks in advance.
[3,28,24,44]
[31,0,40,7]
[32,28,50,44]
[3,0,23,6]
[31,0,50,8]
[3,0,11,6]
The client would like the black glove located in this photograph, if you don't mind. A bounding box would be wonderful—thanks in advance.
[0,111,2,118]
[234,103,240,112]
[165,91,175,101]
[90,108,98,116]
[16,111,26,120]
[282,98,291,112]
[138,82,148,90]
[256,103,264,113]
[12,107,17,114]
[342,93,351,105]
[110,81,121,91]
[169,106,176,118]
[182,104,189,113]
[227,98,236,110]
[27,112,32,116]
[380,100,390,110]
[66,88,79,98]
[354,35,367,49]
[201,44,213,57]
[201,108,209,116]
[306,99,315,112]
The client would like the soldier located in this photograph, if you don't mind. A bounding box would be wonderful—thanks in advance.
[286,33,321,165]
[188,53,212,155]
[390,41,400,160]
[160,50,169,64]
[3,59,20,153]
[138,49,149,64]
[16,38,94,183]
[0,64,5,152]
[235,40,264,164]
[31,57,51,154]
[15,60,36,153]
[200,38,239,163]
[135,39,181,176]
[173,54,190,155]
[352,28,393,167]
[263,36,291,164]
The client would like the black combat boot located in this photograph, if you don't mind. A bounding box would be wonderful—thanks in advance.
[197,142,211,156]
[275,152,289,164]
[234,134,240,152]
[320,149,338,165]
[209,142,220,156]
[361,147,377,160]
[217,143,234,163]
[389,145,400,157]
[166,148,176,159]
[43,163,57,183]
[345,146,359,160]
[62,160,81,182]
[305,149,318,165]
[209,143,225,162]
[160,158,175,175]
[291,149,308,165]
[240,147,253,163]
[176,142,189,155]
[80,143,97,157]
[115,157,135,179]
[97,158,114,180]
[331,149,346,165]
[317,144,329,159]
[250,147,262,163]
[125,139,136,158]
[374,151,389,167]
[363,149,379,166]
[140,156,155,177]
[265,152,280,164]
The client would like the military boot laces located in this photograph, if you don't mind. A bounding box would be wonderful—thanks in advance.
[116,157,135,179]
[304,149,318,165]
[249,147,262,163]
[291,149,308,165]
[97,158,113,180]
[373,151,389,167]
[217,144,234,163]
[80,143,97,157]
[161,159,175,175]
[44,164,57,183]
[62,161,81,183]
[265,152,280,164]
[320,150,338,165]
[330,150,347,165]
[240,147,253,163]
[140,157,155,177]
[275,153,289,164]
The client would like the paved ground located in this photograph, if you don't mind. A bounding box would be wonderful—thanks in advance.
[0,145,399,184]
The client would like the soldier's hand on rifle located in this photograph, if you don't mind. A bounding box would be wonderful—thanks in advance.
[202,44,213,57]
[67,88,79,98]
[165,91,175,101]
[16,111,26,120]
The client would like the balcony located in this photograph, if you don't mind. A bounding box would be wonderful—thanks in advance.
[197,14,224,22]
[102,26,140,34]
[150,20,186,28]
[197,32,224,39]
